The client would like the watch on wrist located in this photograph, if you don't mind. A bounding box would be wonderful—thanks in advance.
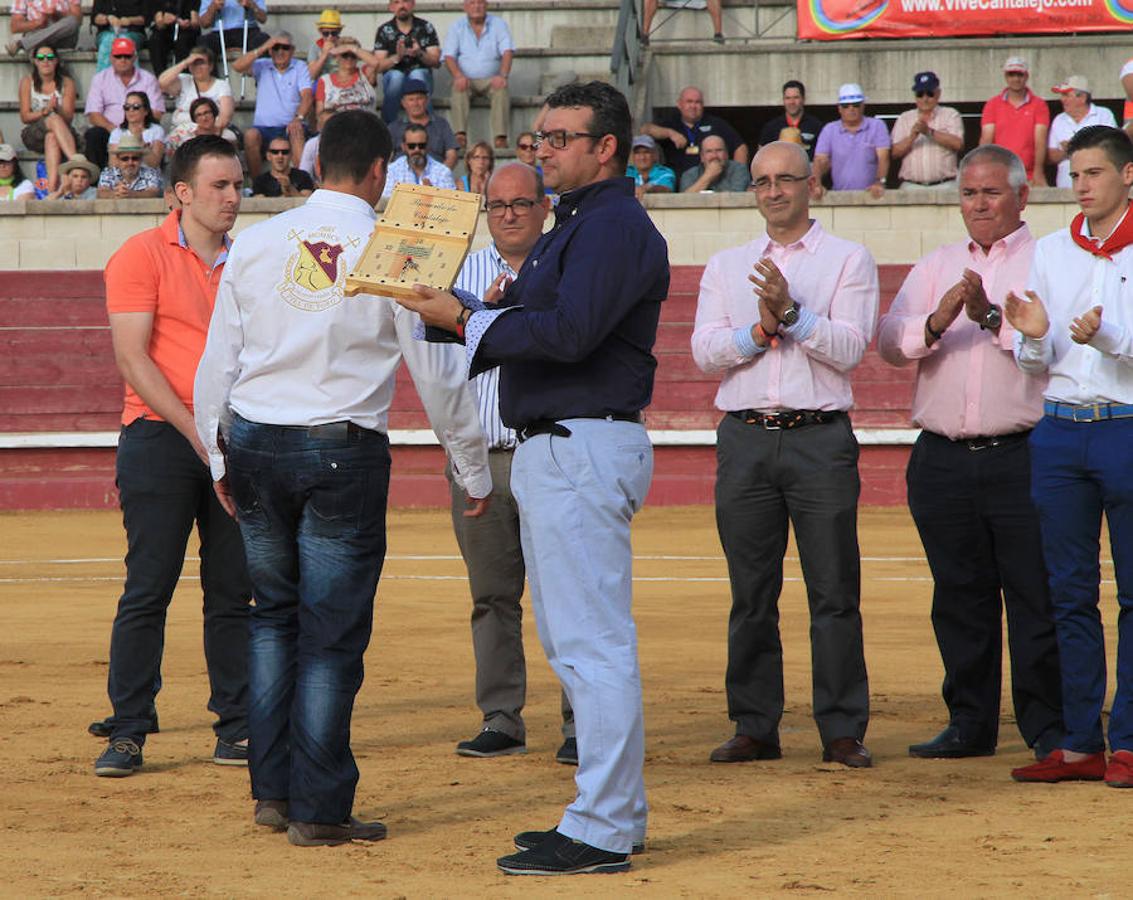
[981,304,1002,331]
[780,302,800,328]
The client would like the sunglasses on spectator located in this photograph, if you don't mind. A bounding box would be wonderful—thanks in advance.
[34,52,56,60]
[320,29,341,35]
[405,141,428,150]
[271,44,293,52]
[838,102,862,108]
[118,154,142,162]
[123,103,146,111]
[516,142,535,151]
[113,53,134,59]
[340,52,357,60]
[485,198,539,217]
[914,91,935,98]
[267,148,289,155]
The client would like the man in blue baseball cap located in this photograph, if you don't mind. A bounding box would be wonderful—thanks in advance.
[387,77,459,169]
[891,71,965,190]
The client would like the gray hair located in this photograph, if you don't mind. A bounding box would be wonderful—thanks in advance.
[958,145,1027,193]
[489,160,544,197]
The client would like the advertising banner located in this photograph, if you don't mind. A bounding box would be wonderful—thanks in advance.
[798,0,1133,40]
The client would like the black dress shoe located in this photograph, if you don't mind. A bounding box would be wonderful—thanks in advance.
[822,737,872,768]
[709,734,782,762]
[908,725,995,759]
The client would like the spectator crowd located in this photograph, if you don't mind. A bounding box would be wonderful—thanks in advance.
[0,1,1128,204]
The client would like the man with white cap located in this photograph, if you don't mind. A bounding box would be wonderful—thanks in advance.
[980,57,1050,186]
[814,83,890,198]
[891,71,964,190]
[1048,76,1116,188]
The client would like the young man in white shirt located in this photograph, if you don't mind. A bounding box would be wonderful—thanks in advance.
[1006,125,1133,789]
[194,109,491,845]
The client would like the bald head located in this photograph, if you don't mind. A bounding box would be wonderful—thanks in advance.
[489,160,543,197]
[751,140,811,179]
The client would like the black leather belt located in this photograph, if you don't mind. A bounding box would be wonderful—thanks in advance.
[517,413,642,443]
[926,430,1031,451]
[727,409,839,430]
[305,421,369,440]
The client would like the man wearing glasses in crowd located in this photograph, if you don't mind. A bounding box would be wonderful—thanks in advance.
[400,81,668,876]
[198,0,269,60]
[446,162,579,765]
[83,36,165,169]
[252,136,314,196]
[97,132,163,198]
[233,31,313,179]
[381,122,454,195]
[814,83,890,198]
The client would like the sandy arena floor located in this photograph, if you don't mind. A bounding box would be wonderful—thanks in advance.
[0,506,1127,897]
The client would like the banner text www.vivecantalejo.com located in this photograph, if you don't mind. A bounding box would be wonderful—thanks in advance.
[899,0,1092,12]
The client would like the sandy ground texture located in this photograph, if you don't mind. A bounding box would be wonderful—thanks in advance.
[0,506,1128,897]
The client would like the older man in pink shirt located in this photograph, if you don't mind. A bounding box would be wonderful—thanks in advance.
[692,141,879,769]
[877,144,1064,764]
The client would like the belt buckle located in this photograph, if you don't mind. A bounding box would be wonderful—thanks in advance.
[1071,406,1094,423]
[761,415,782,431]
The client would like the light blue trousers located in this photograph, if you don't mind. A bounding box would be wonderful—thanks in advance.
[510,417,653,854]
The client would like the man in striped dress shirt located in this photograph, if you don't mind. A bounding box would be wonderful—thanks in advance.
[448,162,577,762]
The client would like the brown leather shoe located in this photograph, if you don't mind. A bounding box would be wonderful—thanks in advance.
[709,734,782,763]
[823,737,872,768]
[287,817,388,846]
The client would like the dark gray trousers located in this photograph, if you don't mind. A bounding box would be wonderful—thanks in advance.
[714,412,869,747]
[448,450,573,742]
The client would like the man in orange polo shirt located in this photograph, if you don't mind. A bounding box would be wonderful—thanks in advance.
[980,56,1051,186]
[95,135,252,778]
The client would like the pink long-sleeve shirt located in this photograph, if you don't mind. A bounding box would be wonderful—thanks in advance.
[877,223,1047,439]
[691,220,879,413]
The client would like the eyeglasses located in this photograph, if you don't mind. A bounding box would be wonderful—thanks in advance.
[112,53,134,59]
[405,141,428,150]
[751,174,808,192]
[486,198,539,217]
[838,102,862,109]
[532,130,600,150]
[914,91,934,98]
[117,154,141,162]
[271,44,293,52]
[267,148,289,155]
[122,103,145,111]
[516,142,535,151]
[339,52,357,60]
[34,52,56,60]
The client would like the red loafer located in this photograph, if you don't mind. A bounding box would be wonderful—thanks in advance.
[1011,749,1106,783]
[1105,750,1133,788]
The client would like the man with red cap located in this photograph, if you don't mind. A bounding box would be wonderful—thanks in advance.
[83,36,165,169]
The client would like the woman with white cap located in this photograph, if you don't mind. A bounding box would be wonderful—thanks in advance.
[0,144,35,200]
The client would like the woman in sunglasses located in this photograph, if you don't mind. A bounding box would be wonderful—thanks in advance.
[91,0,148,71]
[108,90,165,169]
[459,140,493,194]
[158,45,234,133]
[314,36,378,129]
[18,43,79,193]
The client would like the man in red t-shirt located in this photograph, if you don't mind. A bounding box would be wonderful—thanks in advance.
[980,56,1051,186]
[93,136,252,779]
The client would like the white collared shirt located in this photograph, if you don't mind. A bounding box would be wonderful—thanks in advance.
[193,189,491,498]
[1015,218,1133,404]
[691,219,879,412]
[1048,104,1119,188]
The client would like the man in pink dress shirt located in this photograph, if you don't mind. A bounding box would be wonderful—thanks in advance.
[692,141,879,769]
[877,145,1064,763]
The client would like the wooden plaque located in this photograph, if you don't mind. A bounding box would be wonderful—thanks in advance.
[344,183,481,299]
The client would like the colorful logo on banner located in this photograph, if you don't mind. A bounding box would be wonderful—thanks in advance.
[1104,0,1133,24]
[805,0,888,34]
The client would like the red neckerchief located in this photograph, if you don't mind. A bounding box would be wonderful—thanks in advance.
[1070,202,1133,260]
[785,112,801,128]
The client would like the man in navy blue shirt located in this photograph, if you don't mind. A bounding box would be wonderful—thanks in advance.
[399,80,669,876]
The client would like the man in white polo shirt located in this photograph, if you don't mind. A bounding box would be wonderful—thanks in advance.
[1006,125,1133,789]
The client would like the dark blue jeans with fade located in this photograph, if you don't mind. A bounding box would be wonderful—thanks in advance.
[225,414,391,825]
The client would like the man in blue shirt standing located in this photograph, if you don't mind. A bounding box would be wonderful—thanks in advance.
[399,80,669,876]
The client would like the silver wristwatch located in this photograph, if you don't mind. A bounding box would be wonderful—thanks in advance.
[780,302,800,328]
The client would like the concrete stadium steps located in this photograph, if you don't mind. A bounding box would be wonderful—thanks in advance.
[1,263,919,509]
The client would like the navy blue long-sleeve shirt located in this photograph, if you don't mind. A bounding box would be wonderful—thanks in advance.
[467,176,670,429]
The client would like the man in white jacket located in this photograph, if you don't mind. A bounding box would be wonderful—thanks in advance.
[194,109,491,846]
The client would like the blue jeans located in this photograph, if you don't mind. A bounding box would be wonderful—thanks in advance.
[1030,414,1133,753]
[381,67,433,123]
[225,415,391,825]
[109,419,251,744]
